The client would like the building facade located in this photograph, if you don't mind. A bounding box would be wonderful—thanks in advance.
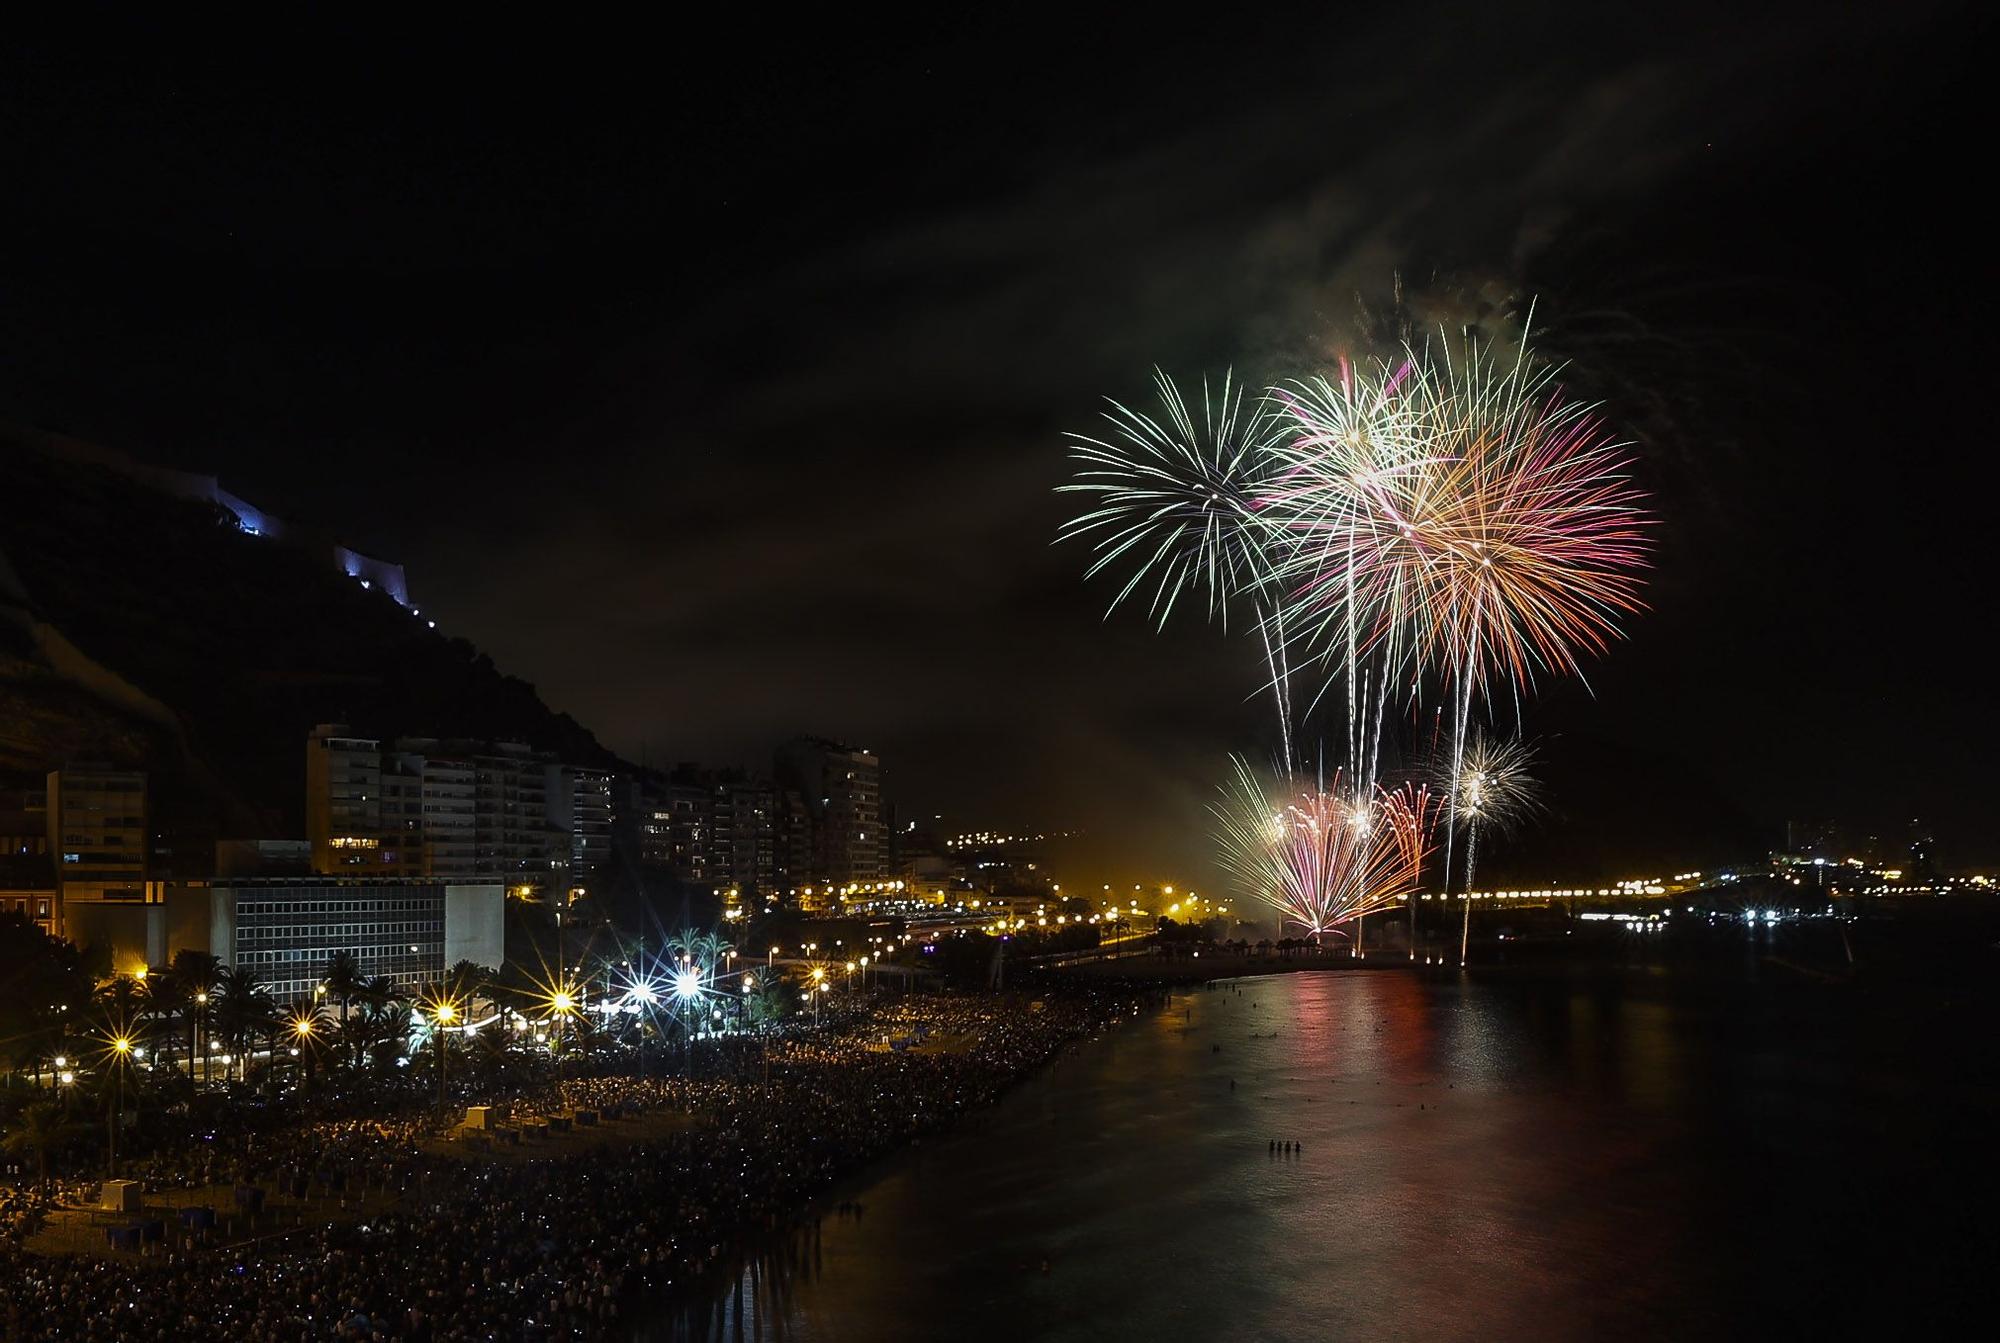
[709,776,776,895]
[774,737,882,886]
[46,765,151,907]
[306,726,420,875]
[546,765,615,896]
[636,780,711,888]
[306,729,603,903]
[179,878,504,1002]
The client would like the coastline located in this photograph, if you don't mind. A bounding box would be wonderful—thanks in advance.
[648,982,1165,1323]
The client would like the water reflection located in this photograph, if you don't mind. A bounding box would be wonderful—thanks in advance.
[645,968,1991,1341]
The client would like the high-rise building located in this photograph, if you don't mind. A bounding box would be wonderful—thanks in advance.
[306,726,420,875]
[1907,818,1936,878]
[774,737,881,885]
[308,729,601,902]
[774,787,814,893]
[709,776,776,896]
[46,765,150,905]
[393,742,478,879]
[470,742,567,897]
[546,765,616,895]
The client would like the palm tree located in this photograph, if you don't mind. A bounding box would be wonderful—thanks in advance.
[168,950,222,1081]
[325,950,364,1027]
[2,1101,84,1191]
[213,967,272,1084]
[744,970,797,1024]
[444,960,492,1018]
[666,928,734,985]
[140,969,190,1075]
[363,1001,414,1073]
[93,974,147,1033]
[360,975,399,1013]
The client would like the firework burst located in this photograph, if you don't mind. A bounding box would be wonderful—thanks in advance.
[1214,757,1435,941]
[1059,369,1300,760]
[1060,314,1654,970]
[1391,338,1655,697]
[1433,728,1543,965]
[1058,368,1288,630]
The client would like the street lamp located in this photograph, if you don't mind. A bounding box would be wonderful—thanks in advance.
[108,1035,133,1176]
[195,991,210,1083]
[291,1014,315,1079]
[546,984,580,1101]
[431,998,460,1112]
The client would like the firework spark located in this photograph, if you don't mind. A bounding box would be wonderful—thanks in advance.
[1265,338,1654,708]
[1059,369,1299,760]
[1058,368,1288,630]
[1434,729,1543,965]
[1213,757,1435,942]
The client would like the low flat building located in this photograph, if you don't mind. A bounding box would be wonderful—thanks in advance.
[169,877,503,1002]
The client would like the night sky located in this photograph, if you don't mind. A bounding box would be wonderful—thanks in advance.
[3,6,1990,883]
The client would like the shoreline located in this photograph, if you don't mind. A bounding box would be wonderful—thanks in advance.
[650,987,1161,1321]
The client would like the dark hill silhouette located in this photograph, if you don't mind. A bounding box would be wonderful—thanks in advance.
[2,427,622,851]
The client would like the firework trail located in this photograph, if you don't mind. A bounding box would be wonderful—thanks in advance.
[1434,729,1543,965]
[1058,370,1300,764]
[1260,354,1433,800]
[1213,756,1435,942]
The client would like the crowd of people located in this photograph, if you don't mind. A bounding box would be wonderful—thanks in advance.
[1,988,1139,1340]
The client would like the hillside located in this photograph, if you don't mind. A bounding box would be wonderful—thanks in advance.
[1,426,622,849]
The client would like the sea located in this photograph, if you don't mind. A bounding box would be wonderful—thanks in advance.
[642,960,1993,1341]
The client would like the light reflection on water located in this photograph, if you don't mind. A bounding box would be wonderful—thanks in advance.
[644,969,1990,1342]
